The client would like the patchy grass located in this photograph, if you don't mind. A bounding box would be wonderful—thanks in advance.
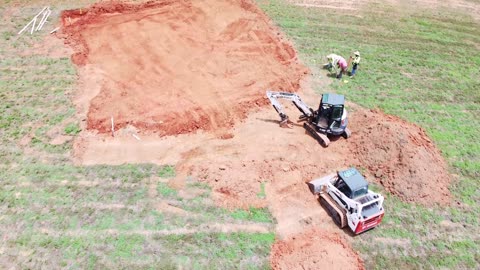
[230,207,274,223]
[156,182,178,197]
[1,163,274,268]
[259,0,479,269]
[64,122,81,135]
[158,165,176,178]
[14,232,274,268]
[257,182,266,199]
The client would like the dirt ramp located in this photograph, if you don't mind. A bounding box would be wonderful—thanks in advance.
[348,109,451,206]
[61,0,308,136]
[270,228,365,270]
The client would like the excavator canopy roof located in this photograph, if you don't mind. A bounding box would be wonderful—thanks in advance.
[322,93,345,106]
[338,168,368,192]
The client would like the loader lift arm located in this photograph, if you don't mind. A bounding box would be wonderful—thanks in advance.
[266,91,313,125]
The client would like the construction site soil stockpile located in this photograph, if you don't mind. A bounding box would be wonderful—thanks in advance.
[61,0,308,136]
[270,228,365,270]
[348,108,452,206]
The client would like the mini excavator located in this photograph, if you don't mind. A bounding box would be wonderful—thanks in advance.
[266,91,351,147]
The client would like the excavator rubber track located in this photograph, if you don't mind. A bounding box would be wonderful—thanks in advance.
[304,122,330,147]
[320,193,347,228]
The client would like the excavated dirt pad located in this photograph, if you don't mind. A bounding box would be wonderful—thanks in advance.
[75,102,453,208]
[347,107,452,206]
[270,228,364,270]
[61,0,308,136]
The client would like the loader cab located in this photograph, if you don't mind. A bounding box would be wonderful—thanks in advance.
[316,93,346,135]
[335,168,368,199]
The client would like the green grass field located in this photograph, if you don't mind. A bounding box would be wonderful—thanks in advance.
[258,0,479,269]
[1,0,479,269]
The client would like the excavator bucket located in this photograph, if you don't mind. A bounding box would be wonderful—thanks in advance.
[279,119,294,128]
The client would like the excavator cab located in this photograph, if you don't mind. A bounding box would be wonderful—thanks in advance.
[314,93,348,137]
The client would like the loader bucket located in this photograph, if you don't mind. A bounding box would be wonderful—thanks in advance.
[308,173,336,194]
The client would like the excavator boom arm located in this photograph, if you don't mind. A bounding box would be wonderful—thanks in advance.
[266,91,313,121]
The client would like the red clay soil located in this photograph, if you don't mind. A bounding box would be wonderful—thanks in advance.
[347,108,452,206]
[60,0,308,136]
[270,228,365,270]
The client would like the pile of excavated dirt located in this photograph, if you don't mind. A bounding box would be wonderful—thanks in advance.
[347,108,452,206]
[270,228,365,270]
[60,0,308,136]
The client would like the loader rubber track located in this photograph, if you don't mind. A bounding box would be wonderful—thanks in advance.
[304,122,330,147]
[320,193,347,228]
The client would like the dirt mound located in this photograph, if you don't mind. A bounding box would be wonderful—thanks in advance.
[270,228,364,270]
[60,0,308,136]
[348,108,451,206]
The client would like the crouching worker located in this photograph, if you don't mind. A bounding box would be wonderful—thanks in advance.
[336,55,348,79]
[324,54,347,79]
[323,54,337,72]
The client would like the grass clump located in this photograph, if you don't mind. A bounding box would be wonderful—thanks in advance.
[158,165,176,178]
[230,207,274,223]
[64,123,81,135]
[157,182,177,197]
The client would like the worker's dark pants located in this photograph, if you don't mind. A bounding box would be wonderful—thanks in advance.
[336,68,346,79]
[351,63,358,76]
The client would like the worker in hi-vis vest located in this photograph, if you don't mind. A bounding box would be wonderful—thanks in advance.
[349,51,361,77]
